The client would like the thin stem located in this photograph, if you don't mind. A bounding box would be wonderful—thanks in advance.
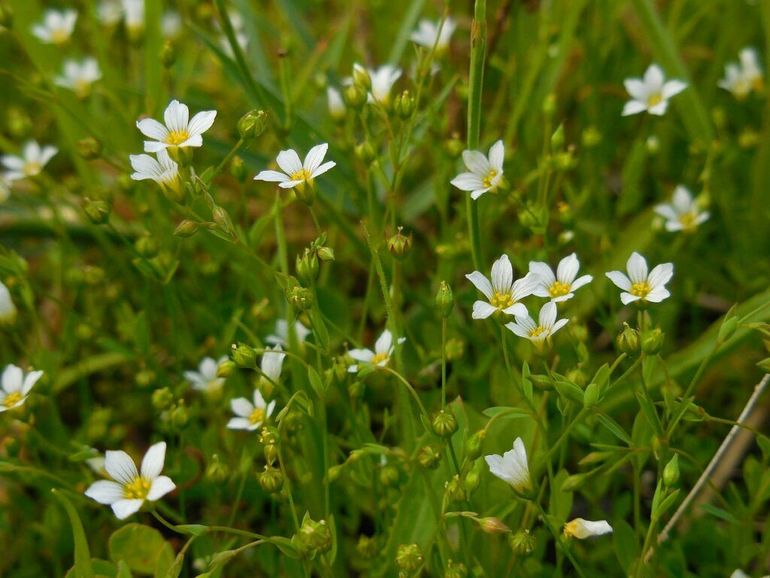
[441,317,448,407]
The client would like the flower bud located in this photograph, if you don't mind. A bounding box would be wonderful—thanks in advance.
[287,285,313,311]
[550,123,565,150]
[352,63,371,92]
[238,109,268,142]
[431,409,457,438]
[463,461,483,493]
[445,560,468,578]
[293,514,332,558]
[77,137,102,160]
[396,544,423,572]
[641,328,665,355]
[616,323,640,355]
[435,281,454,318]
[417,445,442,469]
[343,85,367,109]
[135,368,155,387]
[386,227,412,260]
[581,126,601,148]
[264,443,278,465]
[355,141,376,165]
[508,529,536,555]
[174,219,200,238]
[83,198,111,225]
[465,429,487,460]
[663,454,680,487]
[170,400,189,428]
[542,93,556,117]
[444,474,465,502]
[296,249,319,284]
[393,90,415,119]
[479,517,511,534]
[444,136,464,159]
[152,387,174,410]
[356,535,379,559]
[258,465,284,493]
[205,453,229,482]
[135,235,159,258]
[216,359,235,378]
[230,155,248,182]
[379,464,400,487]
[161,40,176,68]
[231,343,257,368]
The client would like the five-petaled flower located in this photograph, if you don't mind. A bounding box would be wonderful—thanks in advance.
[411,18,456,52]
[563,518,613,540]
[485,437,532,493]
[254,143,336,190]
[227,390,276,432]
[451,140,505,200]
[31,9,78,44]
[0,364,43,412]
[137,99,217,153]
[55,58,102,99]
[348,329,405,373]
[84,441,176,519]
[466,254,536,319]
[622,64,687,116]
[654,186,709,233]
[2,141,58,181]
[719,48,763,99]
[606,252,673,305]
[529,253,593,302]
[184,356,228,394]
[505,302,568,347]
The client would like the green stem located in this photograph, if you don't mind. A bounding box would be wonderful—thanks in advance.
[441,317,448,407]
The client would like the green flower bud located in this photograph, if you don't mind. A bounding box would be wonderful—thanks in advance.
[231,343,257,368]
[343,85,367,109]
[356,535,379,559]
[431,409,457,438]
[83,198,111,225]
[135,235,159,258]
[393,90,415,120]
[258,465,284,493]
[352,64,371,92]
[174,219,200,238]
[445,474,465,502]
[616,323,640,355]
[205,453,229,482]
[317,246,335,262]
[445,560,468,578]
[641,328,665,355]
[386,227,412,260]
[479,517,511,534]
[293,514,332,558]
[396,544,423,572]
[379,464,400,487]
[465,429,487,460]
[581,126,601,148]
[216,359,235,378]
[230,155,247,182]
[435,281,454,318]
[417,445,442,469]
[663,454,680,487]
[161,39,176,68]
[135,368,155,388]
[263,442,278,465]
[77,137,102,160]
[170,400,189,428]
[237,109,268,142]
[509,529,536,555]
[542,93,556,117]
[151,387,174,410]
[287,285,313,311]
[296,249,320,284]
[355,141,376,165]
[444,136,464,159]
[550,123,565,150]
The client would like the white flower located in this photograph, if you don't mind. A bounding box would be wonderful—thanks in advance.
[55,58,102,98]
[364,64,402,104]
[0,281,16,324]
[98,0,123,26]
[129,148,181,195]
[654,186,709,233]
[505,302,568,346]
[529,253,592,303]
[450,140,504,200]
[31,9,77,44]
[84,441,176,520]
[261,346,285,383]
[622,64,687,116]
[730,572,749,578]
[227,390,276,431]
[2,141,58,181]
[0,364,43,412]
[411,18,456,52]
[348,329,405,373]
[162,11,181,39]
[606,252,673,305]
[266,319,311,346]
[254,143,335,190]
[216,11,248,56]
[122,0,144,34]
[184,356,227,393]
[719,48,763,99]
[466,254,536,319]
[563,518,613,539]
[136,99,217,153]
[327,87,345,120]
[485,437,531,493]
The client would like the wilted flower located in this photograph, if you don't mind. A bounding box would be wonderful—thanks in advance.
[31,9,77,44]
[529,253,593,302]
[622,64,687,116]
[129,149,181,195]
[184,356,227,394]
[485,437,531,493]
[0,281,16,324]
[451,140,504,200]
[348,329,405,373]
[411,18,456,52]
[505,302,568,346]
[606,252,673,305]
[227,390,276,431]
[654,186,709,233]
[261,345,286,383]
[266,319,311,346]
[563,518,613,539]
[84,441,176,519]
[2,141,57,181]
[719,48,763,99]
[466,254,536,319]
[55,58,102,98]
[136,99,217,153]
[254,143,335,190]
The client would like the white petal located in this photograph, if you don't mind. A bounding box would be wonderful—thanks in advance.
[253,389,267,409]
[620,292,640,305]
[187,110,217,136]
[626,253,648,284]
[662,80,687,99]
[488,140,504,172]
[644,64,665,90]
[470,188,489,200]
[146,475,175,501]
[565,518,613,539]
[348,348,375,362]
[136,118,169,141]
[164,100,189,132]
[451,172,484,192]
[465,271,493,300]
[623,78,647,101]
[462,150,491,175]
[227,417,252,430]
[505,321,532,339]
[85,480,125,505]
[311,160,335,179]
[502,302,528,317]
[472,301,497,319]
[375,330,393,355]
[645,287,671,303]
[111,498,144,520]
[556,253,580,284]
[551,318,569,335]
[648,263,674,290]
[672,186,692,212]
[2,364,23,393]
[528,261,556,286]
[538,302,558,328]
[654,204,678,221]
[276,149,303,176]
[230,397,254,418]
[303,143,328,173]
[570,274,593,291]
[178,134,203,148]
[648,100,669,116]
[22,370,44,395]
[605,271,631,291]
[255,170,290,183]
[491,254,513,292]
[144,141,168,153]
[140,442,166,480]
[105,450,139,485]
[622,100,648,116]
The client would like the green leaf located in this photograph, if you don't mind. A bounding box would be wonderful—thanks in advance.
[108,524,174,576]
[52,489,94,578]
[307,366,326,397]
[553,379,585,405]
[699,503,739,524]
[482,406,530,418]
[613,519,639,573]
[595,413,632,445]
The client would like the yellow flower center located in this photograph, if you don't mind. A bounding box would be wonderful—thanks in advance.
[548,281,571,298]
[371,352,390,365]
[529,326,546,339]
[249,407,266,426]
[563,520,580,538]
[74,79,91,98]
[290,168,312,183]
[23,162,42,177]
[123,477,152,500]
[630,281,651,298]
[490,291,514,309]
[166,130,190,145]
[482,169,498,189]
[678,211,698,230]
[2,392,23,408]
[647,93,663,107]
[51,28,70,44]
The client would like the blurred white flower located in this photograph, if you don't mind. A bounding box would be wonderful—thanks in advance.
[357,64,402,105]
[451,140,504,200]
[2,141,58,181]
[719,48,763,99]
[129,149,181,195]
[327,87,345,120]
[98,0,123,26]
[622,64,687,116]
[563,518,613,539]
[122,0,144,34]
[227,390,276,431]
[31,9,77,44]
[485,437,531,493]
[0,364,43,412]
[730,572,749,578]
[55,58,102,98]
[137,99,217,153]
[162,11,182,39]
[348,329,405,373]
[0,281,16,324]
[261,346,286,383]
[266,319,311,346]
[529,253,592,302]
[466,254,536,319]
[654,186,709,233]
[254,143,335,189]
[217,11,248,56]
[85,442,175,519]
[606,252,673,305]
[411,17,456,52]
[184,356,227,394]
[505,302,568,346]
